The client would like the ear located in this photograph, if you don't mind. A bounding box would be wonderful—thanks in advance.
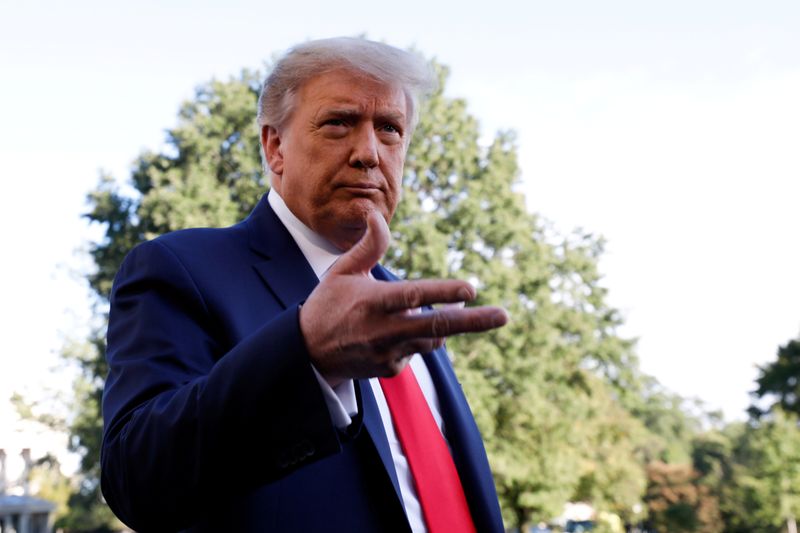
[262,125,284,175]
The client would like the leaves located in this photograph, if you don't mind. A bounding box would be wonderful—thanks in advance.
[751,338,800,418]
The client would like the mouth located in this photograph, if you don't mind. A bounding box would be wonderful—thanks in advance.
[337,183,383,196]
[337,181,382,189]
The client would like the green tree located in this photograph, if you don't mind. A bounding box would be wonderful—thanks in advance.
[389,63,647,528]
[571,375,648,520]
[644,461,722,533]
[751,337,800,418]
[27,455,69,517]
[720,410,800,533]
[704,422,770,533]
[627,377,701,465]
[74,57,646,530]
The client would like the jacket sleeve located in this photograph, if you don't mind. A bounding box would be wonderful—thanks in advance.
[100,239,342,531]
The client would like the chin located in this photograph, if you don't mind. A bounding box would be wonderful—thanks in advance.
[317,199,394,248]
[341,199,388,225]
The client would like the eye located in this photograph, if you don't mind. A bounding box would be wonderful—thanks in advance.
[319,118,350,137]
[379,123,401,135]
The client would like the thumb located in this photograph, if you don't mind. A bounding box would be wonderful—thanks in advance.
[331,210,390,276]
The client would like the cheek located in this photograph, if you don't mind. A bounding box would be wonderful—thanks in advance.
[387,172,403,197]
[383,150,406,186]
[384,166,404,215]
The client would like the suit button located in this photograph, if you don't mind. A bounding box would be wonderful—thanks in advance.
[296,439,315,458]
[291,440,315,463]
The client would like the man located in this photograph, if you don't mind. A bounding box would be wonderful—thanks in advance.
[101,37,508,532]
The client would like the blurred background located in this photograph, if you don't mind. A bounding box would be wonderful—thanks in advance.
[1,0,799,531]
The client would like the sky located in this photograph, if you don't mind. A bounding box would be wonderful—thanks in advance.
[1,0,799,479]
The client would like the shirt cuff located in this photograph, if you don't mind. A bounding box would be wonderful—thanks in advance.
[311,365,358,429]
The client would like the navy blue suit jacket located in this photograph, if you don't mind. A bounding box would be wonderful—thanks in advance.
[101,194,504,532]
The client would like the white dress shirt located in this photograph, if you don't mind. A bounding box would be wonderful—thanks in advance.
[268,190,448,533]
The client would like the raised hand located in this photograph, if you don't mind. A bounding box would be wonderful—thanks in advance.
[299,210,508,385]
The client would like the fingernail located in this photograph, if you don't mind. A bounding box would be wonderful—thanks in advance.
[492,309,509,326]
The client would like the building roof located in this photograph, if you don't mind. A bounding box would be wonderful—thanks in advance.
[0,494,56,515]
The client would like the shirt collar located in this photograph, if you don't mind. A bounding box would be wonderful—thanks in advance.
[267,189,342,280]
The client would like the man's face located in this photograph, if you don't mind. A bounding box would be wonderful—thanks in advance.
[263,69,410,251]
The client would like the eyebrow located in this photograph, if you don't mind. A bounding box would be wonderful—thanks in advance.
[376,111,407,126]
[320,109,361,121]
[318,108,407,126]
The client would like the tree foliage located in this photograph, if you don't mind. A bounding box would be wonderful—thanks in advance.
[644,461,722,533]
[724,410,800,533]
[628,377,702,465]
[377,62,646,528]
[751,337,800,418]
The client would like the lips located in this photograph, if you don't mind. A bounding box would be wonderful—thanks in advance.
[337,182,382,190]
[336,182,384,195]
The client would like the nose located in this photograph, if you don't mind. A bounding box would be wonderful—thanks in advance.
[349,124,379,169]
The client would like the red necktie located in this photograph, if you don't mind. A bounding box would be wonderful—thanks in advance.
[379,366,476,533]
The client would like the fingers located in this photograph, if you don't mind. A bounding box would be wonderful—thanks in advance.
[365,307,505,377]
[385,306,509,341]
[393,337,446,359]
[330,210,390,276]
[372,338,445,377]
[378,279,477,312]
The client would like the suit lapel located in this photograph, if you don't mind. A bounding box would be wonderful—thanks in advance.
[246,199,409,517]
[358,380,404,499]
[246,194,319,308]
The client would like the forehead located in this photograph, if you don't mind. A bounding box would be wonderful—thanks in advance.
[295,69,408,117]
